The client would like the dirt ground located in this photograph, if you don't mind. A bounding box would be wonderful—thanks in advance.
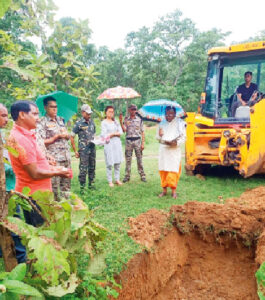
[115,186,265,300]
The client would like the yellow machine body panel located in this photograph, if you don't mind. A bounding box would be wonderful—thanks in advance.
[208,41,265,55]
[185,99,265,177]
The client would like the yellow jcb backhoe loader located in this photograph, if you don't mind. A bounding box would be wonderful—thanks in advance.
[185,41,265,177]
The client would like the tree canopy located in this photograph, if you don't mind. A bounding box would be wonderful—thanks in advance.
[0,1,256,113]
[0,0,99,109]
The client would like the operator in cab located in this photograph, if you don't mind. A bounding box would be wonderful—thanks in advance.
[232,71,258,117]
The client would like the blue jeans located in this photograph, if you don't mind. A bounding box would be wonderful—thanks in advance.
[0,206,27,264]
[23,200,44,227]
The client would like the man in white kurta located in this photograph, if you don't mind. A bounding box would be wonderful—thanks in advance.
[156,107,186,198]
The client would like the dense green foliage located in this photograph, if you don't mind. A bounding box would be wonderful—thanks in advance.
[0,263,43,299]
[0,0,99,110]
[2,190,107,298]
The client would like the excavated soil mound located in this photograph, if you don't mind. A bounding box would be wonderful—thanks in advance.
[226,186,265,210]
[116,186,265,300]
[127,209,169,249]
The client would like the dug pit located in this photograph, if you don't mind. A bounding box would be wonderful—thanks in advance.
[115,187,265,300]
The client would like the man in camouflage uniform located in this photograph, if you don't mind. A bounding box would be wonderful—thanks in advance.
[119,104,146,183]
[70,104,96,190]
[36,96,71,200]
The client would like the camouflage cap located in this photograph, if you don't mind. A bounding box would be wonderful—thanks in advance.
[81,104,92,114]
[128,104,137,110]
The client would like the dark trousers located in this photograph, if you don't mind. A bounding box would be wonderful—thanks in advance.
[79,143,96,186]
[124,139,145,179]
[23,200,44,227]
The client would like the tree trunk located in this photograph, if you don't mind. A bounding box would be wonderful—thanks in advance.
[0,131,17,271]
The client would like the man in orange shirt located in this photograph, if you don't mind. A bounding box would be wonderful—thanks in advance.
[8,101,71,225]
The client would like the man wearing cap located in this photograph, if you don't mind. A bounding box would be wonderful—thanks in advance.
[119,104,146,182]
[36,96,71,200]
[71,104,96,190]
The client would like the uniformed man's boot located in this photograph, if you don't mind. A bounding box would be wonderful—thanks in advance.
[80,184,85,194]
[141,177,147,182]
[122,177,130,183]
[88,180,95,189]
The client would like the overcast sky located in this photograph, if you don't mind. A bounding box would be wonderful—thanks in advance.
[54,0,265,50]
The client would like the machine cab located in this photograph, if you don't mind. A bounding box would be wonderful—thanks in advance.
[200,41,265,125]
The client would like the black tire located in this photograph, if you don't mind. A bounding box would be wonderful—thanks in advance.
[194,164,211,175]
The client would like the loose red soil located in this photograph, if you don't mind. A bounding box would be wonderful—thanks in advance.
[115,186,265,300]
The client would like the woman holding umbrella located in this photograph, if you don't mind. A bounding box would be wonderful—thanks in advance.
[156,106,186,199]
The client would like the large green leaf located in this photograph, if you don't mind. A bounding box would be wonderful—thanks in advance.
[2,188,106,296]
[0,0,11,18]
[43,273,78,297]
[87,253,106,276]
[70,198,90,230]
[0,273,8,281]
[50,217,71,246]
[37,229,55,239]
[0,292,20,300]
[7,196,16,217]
[71,208,89,230]
[31,190,63,223]
[28,236,70,286]
[60,201,72,212]
[8,263,26,281]
[65,234,88,254]
[22,186,31,196]
[2,280,43,297]
[2,217,36,237]
[8,194,32,214]
[14,196,32,212]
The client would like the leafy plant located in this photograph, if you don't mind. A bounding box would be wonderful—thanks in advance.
[74,253,119,300]
[0,263,43,299]
[0,0,99,105]
[78,276,119,300]
[2,191,107,297]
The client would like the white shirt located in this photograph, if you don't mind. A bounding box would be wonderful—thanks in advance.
[156,118,186,172]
